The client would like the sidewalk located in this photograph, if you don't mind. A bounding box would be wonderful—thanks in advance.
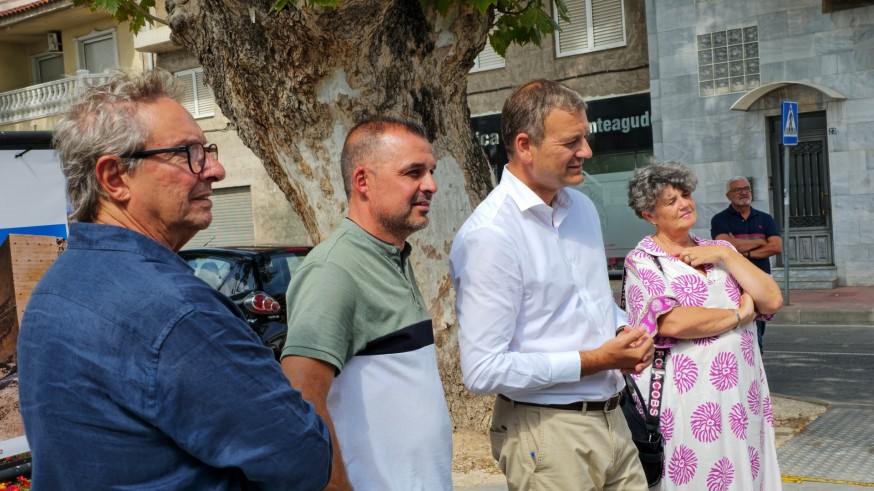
[609,281,874,326]
[770,286,874,325]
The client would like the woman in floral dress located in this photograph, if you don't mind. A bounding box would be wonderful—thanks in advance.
[623,161,784,491]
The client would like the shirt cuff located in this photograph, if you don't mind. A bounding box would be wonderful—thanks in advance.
[548,351,586,383]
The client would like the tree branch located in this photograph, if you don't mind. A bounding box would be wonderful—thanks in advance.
[495,0,536,17]
[124,0,168,25]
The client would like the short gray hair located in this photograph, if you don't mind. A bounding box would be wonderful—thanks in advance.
[726,175,748,192]
[54,69,185,222]
[627,159,698,219]
[501,79,587,157]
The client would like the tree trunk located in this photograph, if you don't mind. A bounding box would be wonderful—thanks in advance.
[166,0,496,430]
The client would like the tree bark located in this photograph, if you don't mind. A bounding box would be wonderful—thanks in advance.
[165,0,496,430]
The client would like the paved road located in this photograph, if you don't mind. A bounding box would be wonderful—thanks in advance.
[763,324,874,405]
[764,324,874,488]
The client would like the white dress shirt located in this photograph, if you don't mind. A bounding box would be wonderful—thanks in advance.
[449,167,628,404]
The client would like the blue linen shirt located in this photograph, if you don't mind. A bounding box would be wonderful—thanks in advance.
[18,222,332,490]
[710,205,780,274]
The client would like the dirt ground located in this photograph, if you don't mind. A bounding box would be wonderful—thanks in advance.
[452,429,503,487]
[0,382,23,442]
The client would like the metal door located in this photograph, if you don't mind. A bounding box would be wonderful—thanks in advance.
[769,111,833,266]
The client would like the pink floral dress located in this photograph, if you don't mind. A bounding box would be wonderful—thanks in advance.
[624,235,781,491]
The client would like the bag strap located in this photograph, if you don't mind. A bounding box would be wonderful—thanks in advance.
[620,252,664,311]
[621,250,667,430]
[619,265,628,311]
[645,348,668,429]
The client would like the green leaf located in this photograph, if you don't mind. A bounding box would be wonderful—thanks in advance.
[470,0,493,14]
[270,0,290,12]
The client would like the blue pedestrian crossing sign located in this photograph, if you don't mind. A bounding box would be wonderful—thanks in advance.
[782,101,798,146]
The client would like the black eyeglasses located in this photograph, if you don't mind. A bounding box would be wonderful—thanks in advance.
[121,142,218,174]
[729,186,751,194]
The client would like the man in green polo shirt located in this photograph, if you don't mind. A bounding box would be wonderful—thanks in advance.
[281,116,451,490]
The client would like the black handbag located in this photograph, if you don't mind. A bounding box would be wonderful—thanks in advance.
[620,373,665,487]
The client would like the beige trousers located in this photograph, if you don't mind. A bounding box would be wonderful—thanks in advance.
[490,395,648,491]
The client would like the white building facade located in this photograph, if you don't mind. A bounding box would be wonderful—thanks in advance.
[645,0,874,287]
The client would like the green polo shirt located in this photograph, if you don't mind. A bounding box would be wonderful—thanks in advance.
[282,218,432,370]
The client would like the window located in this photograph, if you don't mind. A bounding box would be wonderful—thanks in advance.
[471,24,505,73]
[175,67,216,119]
[697,26,759,96]
[554,0,626,58]
[75,29,118,74]
[471,40,505,73]
[187,186,254,247]
[32,53,64,83]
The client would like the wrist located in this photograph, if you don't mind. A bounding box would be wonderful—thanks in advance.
[732,309,742,329]
[579,350,602,378]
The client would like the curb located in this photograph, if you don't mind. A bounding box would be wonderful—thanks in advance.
[769,309,874,326]
[771,392,831,407]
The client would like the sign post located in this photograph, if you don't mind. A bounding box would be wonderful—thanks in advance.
[781,101,798,305]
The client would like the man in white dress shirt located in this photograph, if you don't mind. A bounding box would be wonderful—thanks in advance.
[449,79,654,491]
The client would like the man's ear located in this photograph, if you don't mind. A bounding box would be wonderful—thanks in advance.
[514,132,533,163]
[351,165,369,197]
[94,155,130,203]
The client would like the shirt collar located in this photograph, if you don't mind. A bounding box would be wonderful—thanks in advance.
[67,221,189,268]
[340,218,411,262]
[499,165,572,223]
[727,205,759,218]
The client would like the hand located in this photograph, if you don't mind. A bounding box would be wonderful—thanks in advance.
[738,292,756,325]
[680,245,728,267]
[619,326,656,374]
[582,328,654,376]
[617,325,650,347]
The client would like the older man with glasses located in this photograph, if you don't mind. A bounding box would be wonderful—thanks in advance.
[17,70,332,490]
[710,176,782,353]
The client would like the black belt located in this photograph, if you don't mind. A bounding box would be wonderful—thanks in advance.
[499,392,623,412]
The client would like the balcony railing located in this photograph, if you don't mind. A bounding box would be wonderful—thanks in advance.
[0,71,112,126]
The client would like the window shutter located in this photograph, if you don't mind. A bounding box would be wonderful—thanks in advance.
[555,0,625,56]
[471,41,506,73]
[177,72,197,114]
[557,0,589,54]
[592,0,624,48]
[194,71,215,116]
[82,36,115,73]
[175,68,216,118]
[187,186,255,247]
[38,55,64,83]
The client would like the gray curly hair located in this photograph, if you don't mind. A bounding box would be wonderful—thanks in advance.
[54,69,185,223]
[627,159,698,219]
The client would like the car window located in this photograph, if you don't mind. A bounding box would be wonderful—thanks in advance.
[263,252,308,297]
[220,261,257,297]
[187,257,234,289]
